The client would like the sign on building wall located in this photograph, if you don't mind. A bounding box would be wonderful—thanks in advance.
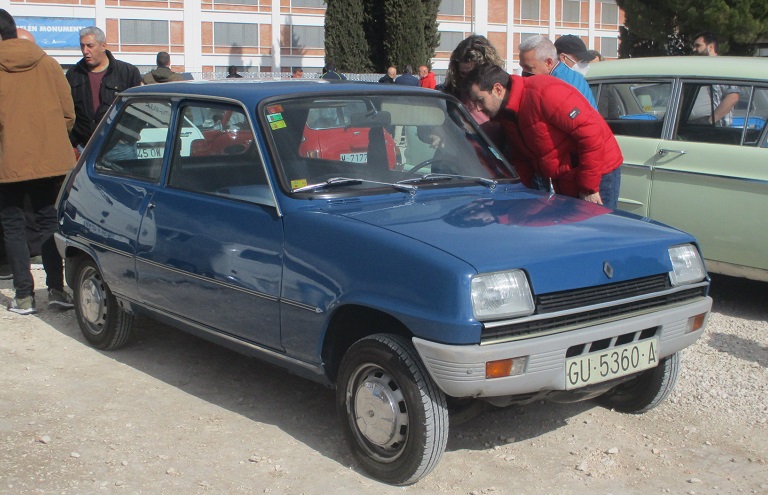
[15,17,94,49]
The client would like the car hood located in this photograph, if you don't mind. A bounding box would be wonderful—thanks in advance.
[331,190,691,294]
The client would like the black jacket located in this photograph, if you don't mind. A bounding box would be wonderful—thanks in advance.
[66,50,142,147]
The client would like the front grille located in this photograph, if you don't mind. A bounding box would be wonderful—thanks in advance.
[481,275,707,343]
[537,274,670,313]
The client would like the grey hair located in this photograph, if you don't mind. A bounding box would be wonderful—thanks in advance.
[79,26,106,43]
[518,35,557,61]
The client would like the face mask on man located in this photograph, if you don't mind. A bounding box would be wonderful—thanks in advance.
[571,61,590,76]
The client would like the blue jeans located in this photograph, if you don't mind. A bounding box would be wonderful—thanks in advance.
[531,167,622,209]
[599,167,622,210]
[0,177,64,299]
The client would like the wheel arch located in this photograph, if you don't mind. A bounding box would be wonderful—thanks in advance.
[322,304,413,385]
[62,245,94,289]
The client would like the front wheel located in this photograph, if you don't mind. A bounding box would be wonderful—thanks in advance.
[73,258,133,350]
[336,334,448,485]
[597,352,680,414]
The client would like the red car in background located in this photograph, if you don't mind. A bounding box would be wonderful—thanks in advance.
[190,110,254,157]
[298,100,400,169]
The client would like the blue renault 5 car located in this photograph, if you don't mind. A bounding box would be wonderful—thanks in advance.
[55,80,712,485]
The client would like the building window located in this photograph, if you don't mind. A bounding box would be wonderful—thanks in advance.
[600,37,618,58]
[213,0,260,5]
[437,31,465,52]
[600,0,619,24]
[291,25,324,49]
[291,0,324,7]
[120,20,168,45]
[214,23,259,47]
[563,0,581,23]
[521,0,540,20]
[440,0,464,15]
[520,32,538,45]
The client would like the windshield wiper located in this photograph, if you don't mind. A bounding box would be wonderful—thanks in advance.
[292,177,417,194]
[397,173,497,189]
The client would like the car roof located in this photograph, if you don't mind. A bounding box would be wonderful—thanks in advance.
[121,79,438,107]
[586,56,768,82]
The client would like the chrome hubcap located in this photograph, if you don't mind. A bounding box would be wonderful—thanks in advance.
[350,366,408,460]
[80,272,106,332]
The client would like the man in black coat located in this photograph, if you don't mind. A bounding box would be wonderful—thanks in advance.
[66,26,142,150]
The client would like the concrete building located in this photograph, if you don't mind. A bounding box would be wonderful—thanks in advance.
[2,0,623,77]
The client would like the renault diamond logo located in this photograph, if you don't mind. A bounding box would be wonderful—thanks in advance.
[603,261,614,279]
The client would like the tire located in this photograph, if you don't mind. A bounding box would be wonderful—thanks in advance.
[597,351,680,414]
[73,258,133,350]
[336,334,449,485]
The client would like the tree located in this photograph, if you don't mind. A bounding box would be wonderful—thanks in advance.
[422,0,441,67]
[325,0,440,73]
[615,1,686,57]
[383,0,428,69]
[324,0,370,72]
[363,1,387,71]
[617,0,768,57]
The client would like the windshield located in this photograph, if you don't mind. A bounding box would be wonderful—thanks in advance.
[262,94,517,193]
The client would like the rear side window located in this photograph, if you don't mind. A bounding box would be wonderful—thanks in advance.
[676,83,767,147]
[595,82,672,139]
[167,103,272,205]
[95,100,172,181]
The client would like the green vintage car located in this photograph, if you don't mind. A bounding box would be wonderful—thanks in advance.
[588,57,768,282]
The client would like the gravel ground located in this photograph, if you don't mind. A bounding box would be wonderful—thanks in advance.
[0,270,766,494]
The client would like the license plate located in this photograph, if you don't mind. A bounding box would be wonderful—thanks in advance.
[137,147,164,159]
[341,152,367,163]
[565,338,658,390]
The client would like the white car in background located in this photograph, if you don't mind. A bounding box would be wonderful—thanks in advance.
[588,56,768,282]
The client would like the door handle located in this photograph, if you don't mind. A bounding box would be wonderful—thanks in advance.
[658,148,687,156]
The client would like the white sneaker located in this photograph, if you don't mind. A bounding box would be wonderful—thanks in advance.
[8,296,37,315]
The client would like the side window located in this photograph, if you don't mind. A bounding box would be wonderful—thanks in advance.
[167,104,272,205]
[95,101,171,181]
[752,88,768,147]
[595,82,671,138]
[676,83,761,146]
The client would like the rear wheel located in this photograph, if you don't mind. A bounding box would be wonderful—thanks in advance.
[597,352,680,414]
[73,259,133,350]
[336,334,448,485]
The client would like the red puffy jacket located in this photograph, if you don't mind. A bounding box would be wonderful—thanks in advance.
[419,71,437,89]
[495,74,622,198]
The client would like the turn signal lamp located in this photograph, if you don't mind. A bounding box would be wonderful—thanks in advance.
[686,313,707,334]
[486,357,528,379]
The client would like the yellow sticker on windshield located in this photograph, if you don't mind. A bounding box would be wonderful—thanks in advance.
[270,120,287,130]
[291,179,307,189]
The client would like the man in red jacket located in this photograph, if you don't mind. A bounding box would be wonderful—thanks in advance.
[418,65,437,89]
[465,64,622,208]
